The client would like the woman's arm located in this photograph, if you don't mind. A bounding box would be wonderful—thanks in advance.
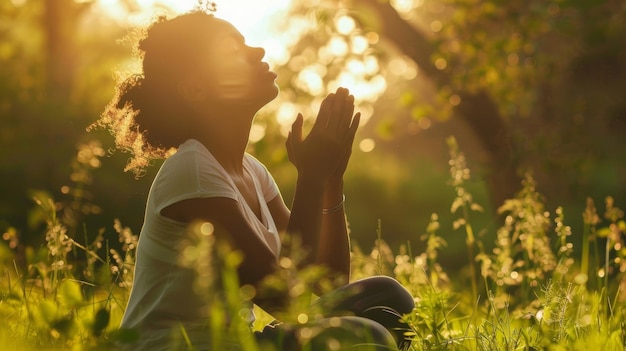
[316,88,359,283]
[317,180,351,284]
[280,87,360,286]
[162,197,288,312]
[267,181,349,282]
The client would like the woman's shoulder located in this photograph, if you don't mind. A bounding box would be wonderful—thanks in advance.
[162,139,216,166]
[151,139,237,202]
[155,139,222,182]
[175,139,213,157]
[243,153,270,173]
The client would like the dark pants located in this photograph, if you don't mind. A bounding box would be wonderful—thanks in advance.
[255,276,415,350]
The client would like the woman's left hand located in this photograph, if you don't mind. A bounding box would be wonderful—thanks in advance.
[286,87,360,183]
[323,88,361,186]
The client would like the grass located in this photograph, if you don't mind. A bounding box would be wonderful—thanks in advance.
[1,137,625,350]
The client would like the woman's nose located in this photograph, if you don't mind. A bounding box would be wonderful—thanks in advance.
[248,46,265,61]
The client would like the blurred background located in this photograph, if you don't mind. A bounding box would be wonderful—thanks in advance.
[1,0,624,271]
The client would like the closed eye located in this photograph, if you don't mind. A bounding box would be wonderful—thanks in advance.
[229,34,247,52]
[214,32,247,54]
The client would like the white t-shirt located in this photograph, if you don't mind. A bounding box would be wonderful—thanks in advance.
[119,139,281,350]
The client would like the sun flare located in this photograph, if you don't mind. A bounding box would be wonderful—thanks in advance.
[93,0,385,135]
[96,0,290,46]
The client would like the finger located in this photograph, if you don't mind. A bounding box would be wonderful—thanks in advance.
[340,95,356,132]
[335,87,349,98]
[330,94,355,135]
[312,94,335,132]
[286,131,295,164]
[291,113,304,142]
[338,112,360,158]
[336,88,350,114]
[346,112,361,143]
[335,110,359,175]
[327,93,349,132]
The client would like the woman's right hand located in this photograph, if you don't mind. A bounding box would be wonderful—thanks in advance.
[286,87,360,182]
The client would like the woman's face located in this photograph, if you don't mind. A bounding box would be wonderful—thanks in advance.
[199,19,278,107]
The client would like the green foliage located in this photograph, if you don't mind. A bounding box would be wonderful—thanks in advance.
[422,0,626,202]
[1,134,625,350]
[1,1,625,349]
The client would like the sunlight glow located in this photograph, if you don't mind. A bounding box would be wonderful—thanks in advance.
[299,326,313,338]
[248,123,266,143]
[95,0,290,47]
[346,59,366,76]
[276,102,298,126]
[449,94,461,106]
[435,57,448,70]
[366,32,380,45]
[335,15,356,35]
[327,36,350,57]
[332,74,386,102]
[430,20,443,33]
[199,222,214,236]
[391,0,416,14]
[93,0,388,132]
[359,138,376,153]
[418,117,432,130]
[351,35,369,55]
[297,68,325,96]
[364,56,380,75]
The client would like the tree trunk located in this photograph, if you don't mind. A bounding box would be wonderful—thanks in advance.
[43,0,90,102]
[356,0,520,207]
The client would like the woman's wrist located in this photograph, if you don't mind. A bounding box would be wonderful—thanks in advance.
[296,173,327,189]
[322,194,345,214]
[326,176,343,190]
[323,178,343,208]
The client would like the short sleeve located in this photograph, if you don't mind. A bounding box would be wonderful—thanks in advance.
[244,154,279,203]
[152,141,237,214]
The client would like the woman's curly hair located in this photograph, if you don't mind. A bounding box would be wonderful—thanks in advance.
[92,10,219,175]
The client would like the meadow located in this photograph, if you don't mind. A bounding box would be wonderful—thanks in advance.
[1,137,624,350]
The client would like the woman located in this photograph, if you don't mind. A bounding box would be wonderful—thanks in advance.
[98,10,414,351]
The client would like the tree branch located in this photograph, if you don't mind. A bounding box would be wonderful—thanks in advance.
[355,0,520,205]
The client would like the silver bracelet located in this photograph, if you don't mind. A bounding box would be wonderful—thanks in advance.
[322,194,345,214]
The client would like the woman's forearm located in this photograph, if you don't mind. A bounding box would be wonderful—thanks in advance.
[317,181,351,282]
[286,175,326,265]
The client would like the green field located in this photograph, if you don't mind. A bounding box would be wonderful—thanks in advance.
[1,139,623,351]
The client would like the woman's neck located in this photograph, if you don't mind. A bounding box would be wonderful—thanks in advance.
[191,110,255,175]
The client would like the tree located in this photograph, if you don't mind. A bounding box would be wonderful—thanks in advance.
[0,0,135,245]
[279,0,626,209]
[356,0,519,207]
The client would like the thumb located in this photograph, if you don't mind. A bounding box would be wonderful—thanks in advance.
[291,113,304,142]
[286,131,295,164]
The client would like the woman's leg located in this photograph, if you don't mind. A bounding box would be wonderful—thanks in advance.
[313,276,415,349]
[307,316,399,351]
[255,316,398,351]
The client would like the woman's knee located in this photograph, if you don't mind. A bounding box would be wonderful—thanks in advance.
[342,276,415,314]
[307,316,398,350]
